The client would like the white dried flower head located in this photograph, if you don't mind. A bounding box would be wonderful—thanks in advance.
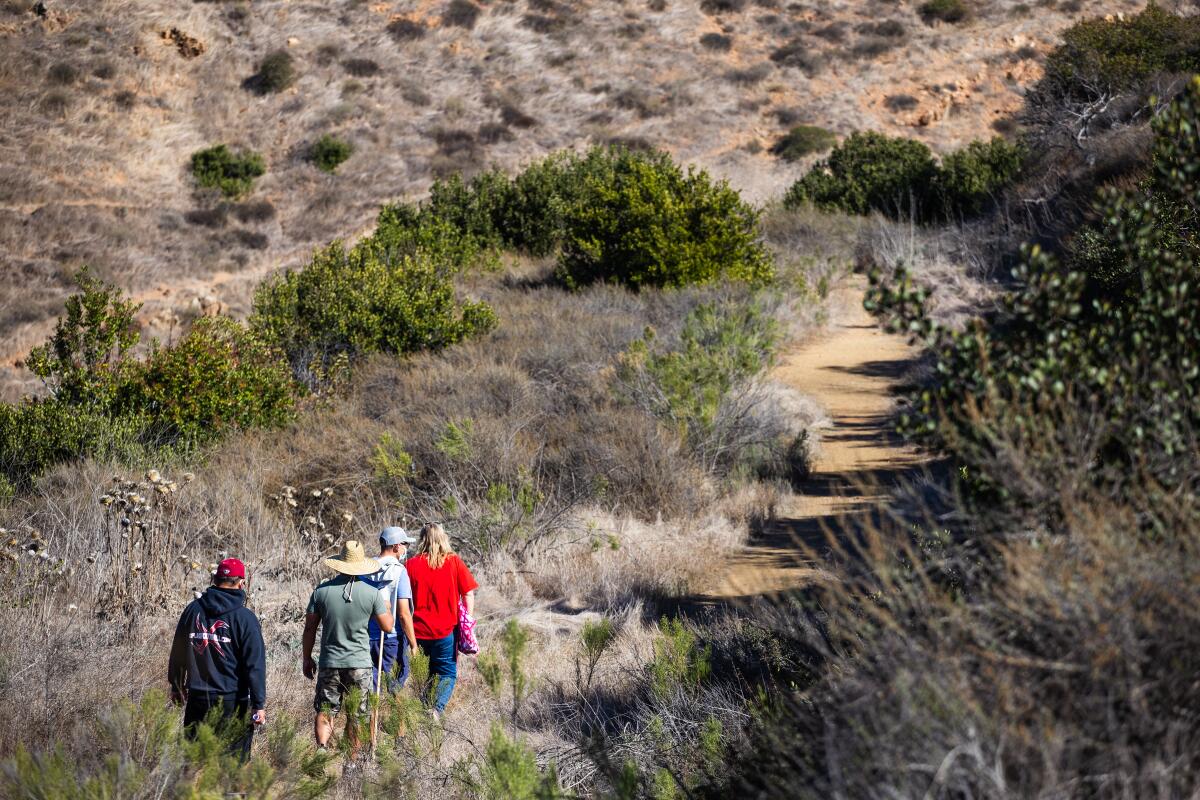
[305,516,317,525]
[341,511,353,523]
[38,551,50,560]
[182,472,196,483]
[282,485,295,494]
[323,487,333,496]
[311,489,322,498]
[133,562,142,572]
[286,498,298,508]
[68,604,78,612]
[100,495,114,506]
[145,469,162,484]
[155,485,168,495]
[322,533,334,543]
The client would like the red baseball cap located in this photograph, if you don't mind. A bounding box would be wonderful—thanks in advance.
[216,558,246,580]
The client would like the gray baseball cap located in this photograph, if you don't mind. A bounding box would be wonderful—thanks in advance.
[380,526,416,546]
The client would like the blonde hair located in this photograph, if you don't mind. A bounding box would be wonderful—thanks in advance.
[415,522,454,569]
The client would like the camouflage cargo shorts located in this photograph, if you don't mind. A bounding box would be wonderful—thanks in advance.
[313,667,372,715]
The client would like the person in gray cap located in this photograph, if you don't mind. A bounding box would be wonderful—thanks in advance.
[365,527,418,694]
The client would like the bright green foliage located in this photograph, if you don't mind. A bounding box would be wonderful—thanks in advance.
[371,432,415,487]
[578,617,617,691]
[500,618,530,722]
[0,400,146,488]
[435,418,474,460]
[918,0,968,24]
[1038,5,1200,102]
[650,617,712,699]
[0,691,333,799]
[2,272,299,487]
[25,267,141,408]
[479,724,566,800]
[785,132,1024,222]
[619,302,778,460]
[190,144,266,198]
[371,203,496,274]
[310,134,353,173]
[651,769,680,800]
[251,238,497,365]
[557,148,773,289]
[770,125,837,162]
[934,137,1026,218]
[124,317,297,443]
[784,132,937,217]
[867,77,1200,503]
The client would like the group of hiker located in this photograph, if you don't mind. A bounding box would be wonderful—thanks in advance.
[167,522,479,758]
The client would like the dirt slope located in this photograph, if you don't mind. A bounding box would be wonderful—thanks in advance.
[708,277,924,599]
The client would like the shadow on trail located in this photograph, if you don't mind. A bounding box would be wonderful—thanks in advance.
[648,457,931,622]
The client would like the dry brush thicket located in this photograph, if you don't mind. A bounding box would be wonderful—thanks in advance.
[0,208,848,795]
[0,0,1131,400]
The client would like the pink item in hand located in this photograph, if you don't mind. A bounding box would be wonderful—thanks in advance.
[456,600,479,655]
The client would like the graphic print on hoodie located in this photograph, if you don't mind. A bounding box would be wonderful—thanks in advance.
[168,587,266,709]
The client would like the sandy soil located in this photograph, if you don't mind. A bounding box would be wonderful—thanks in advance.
[707,276,924,599]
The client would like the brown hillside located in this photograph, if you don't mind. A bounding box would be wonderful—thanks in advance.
[0,0,1137,399]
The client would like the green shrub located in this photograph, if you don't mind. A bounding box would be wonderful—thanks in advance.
[769,125,837,162]
[250,49,296,94]
[1037,5,1200,102]
[371,202,496,274]
[310,134,353,173]
[251,236,497,367]
[122,317,297,444]
[0,399,146,488]
[25,267,141,408]
[933,136,1026,218]
[651,617,711,699]
[918,0,969,24]
[556,147,773,289]
[783,131,937,217]
[4,271,299,487]
[190,144,266,198]
[867,76,1200,503]
[785,133,1024,222]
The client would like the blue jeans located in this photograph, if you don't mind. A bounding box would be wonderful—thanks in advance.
[370,637,409,694]
[417,634,457,712]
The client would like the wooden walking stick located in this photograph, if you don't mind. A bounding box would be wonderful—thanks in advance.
[370,628,385,757]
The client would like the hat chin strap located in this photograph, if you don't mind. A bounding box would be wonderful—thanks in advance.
[342,575,356,603]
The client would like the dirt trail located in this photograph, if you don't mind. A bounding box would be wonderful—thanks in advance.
[709,277,925,599]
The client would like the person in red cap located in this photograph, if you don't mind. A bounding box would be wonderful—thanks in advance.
[168,557,267,761]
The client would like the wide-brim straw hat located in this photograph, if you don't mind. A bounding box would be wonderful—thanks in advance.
[323,540,381,576]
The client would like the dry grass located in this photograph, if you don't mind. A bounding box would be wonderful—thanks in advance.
[0,0,1135,400]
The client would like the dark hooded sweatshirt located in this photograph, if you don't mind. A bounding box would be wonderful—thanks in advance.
[168,587,266,710]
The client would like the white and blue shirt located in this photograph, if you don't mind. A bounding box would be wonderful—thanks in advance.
[365,555,412,641]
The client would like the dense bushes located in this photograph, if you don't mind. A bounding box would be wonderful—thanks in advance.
[1,272,298,487]
[1036,5,1200,104]
[784,132,1024,222]
[918,0,968,24]
[868,76,1200,506]
[556,148,773,288]
[251,235,497,369]
[310,134,353,173]
[385,146,773,290]
[190,145,266,198]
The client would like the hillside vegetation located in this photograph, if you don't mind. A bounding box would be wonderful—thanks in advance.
[4,2,1196,799]
[0,0,1130,400]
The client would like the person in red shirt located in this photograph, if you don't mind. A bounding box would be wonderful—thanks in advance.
[405,522,478,718]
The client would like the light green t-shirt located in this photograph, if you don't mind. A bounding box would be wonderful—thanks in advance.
[306,575,388,668]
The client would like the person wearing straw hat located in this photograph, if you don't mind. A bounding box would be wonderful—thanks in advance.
[302,540,395,754]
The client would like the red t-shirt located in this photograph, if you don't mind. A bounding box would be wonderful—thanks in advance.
[406,553,479,640]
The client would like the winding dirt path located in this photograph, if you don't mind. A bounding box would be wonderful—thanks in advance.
[709,277,925,600]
